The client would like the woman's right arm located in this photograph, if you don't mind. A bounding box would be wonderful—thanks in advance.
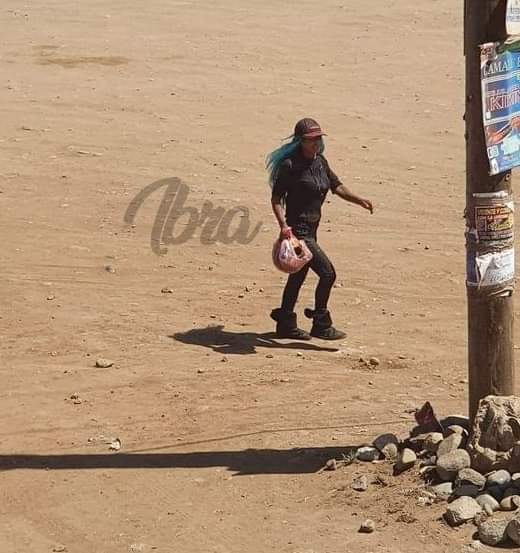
[271,160,291,238]
[271,196,290,237]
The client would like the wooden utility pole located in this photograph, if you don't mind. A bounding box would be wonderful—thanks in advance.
[465,0,515,422]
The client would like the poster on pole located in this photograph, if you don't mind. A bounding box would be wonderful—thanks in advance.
[506,0,520,35]
[481,40,520,175]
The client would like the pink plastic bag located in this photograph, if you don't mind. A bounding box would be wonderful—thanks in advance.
[272,228,313,274]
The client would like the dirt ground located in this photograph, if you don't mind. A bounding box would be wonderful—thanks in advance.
[1,1,515,552]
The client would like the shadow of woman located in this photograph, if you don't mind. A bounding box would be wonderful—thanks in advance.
[170,324,339,355]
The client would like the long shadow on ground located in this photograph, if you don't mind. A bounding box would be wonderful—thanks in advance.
[171,325,339,355]
[0,446,358,475]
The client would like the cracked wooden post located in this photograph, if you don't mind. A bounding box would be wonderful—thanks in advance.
[464,0,515,423]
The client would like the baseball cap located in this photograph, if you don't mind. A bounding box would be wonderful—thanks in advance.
[294,118,327,138]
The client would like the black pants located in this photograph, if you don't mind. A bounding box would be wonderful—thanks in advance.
[280,221,336,313]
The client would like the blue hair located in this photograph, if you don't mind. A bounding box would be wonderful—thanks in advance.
[265,135,325,193]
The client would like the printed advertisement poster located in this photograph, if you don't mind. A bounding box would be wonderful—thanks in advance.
[475,203,514,242]
[467,248,515,288]
[481,40,520,175]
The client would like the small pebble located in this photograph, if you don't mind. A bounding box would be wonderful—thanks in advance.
[417,496,433,507]
[161,287,174,294]
[359,519,375,533]
[352,475,369,492]
[369,357,380,367]
[95,358,114,368]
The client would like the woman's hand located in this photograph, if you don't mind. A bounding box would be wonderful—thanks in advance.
[280,225,292,239]
[358,198,373,214]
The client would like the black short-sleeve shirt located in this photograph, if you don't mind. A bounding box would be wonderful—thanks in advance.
[271,149,342,226]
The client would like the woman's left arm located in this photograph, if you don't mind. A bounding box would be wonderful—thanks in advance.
[322,156,373,214]
[333,183,373,214]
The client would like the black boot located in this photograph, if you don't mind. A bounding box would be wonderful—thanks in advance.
[304,308,346,340]
[270,308,311,340]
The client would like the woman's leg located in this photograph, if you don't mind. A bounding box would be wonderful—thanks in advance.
[302,234,345,340]
[280,263,311,312]
[304,237,336,310]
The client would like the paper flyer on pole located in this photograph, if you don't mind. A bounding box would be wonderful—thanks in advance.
[480,40,520,175]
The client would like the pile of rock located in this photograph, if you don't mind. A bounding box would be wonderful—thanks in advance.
[351,396,520,548]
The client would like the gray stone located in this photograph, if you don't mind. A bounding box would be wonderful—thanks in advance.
[356,446,380,462]
[352,475,368,492]
[437,433,463,457]
[484,504,494,517]
[478,518,509,546]
[423,433,444,454]
[486,485,505,501]
[464,540,485,552]
[444,496,482,527]
[430,482,454,499]
[507,515,520,545]
[420,456,437,468]
[441,415,470,430]
[453,485,481,498]
[395,448,416,473]
[446,425,467,436]
[476,494,500,513]
[437,449,471,481]
[512,473,520,489]
[359,519,375,533]
[381,443,398,462]
[473,511,490,528]
[456,468,486,489]
[373,433,399,453]
[487,469,512,488]
[324,459,337,471]
[503,487,518,499]
[500,495,520,511]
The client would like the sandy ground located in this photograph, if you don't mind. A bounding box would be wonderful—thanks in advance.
[0,1,516,552]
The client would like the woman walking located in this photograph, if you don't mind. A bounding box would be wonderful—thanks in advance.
[267,118,373,340]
